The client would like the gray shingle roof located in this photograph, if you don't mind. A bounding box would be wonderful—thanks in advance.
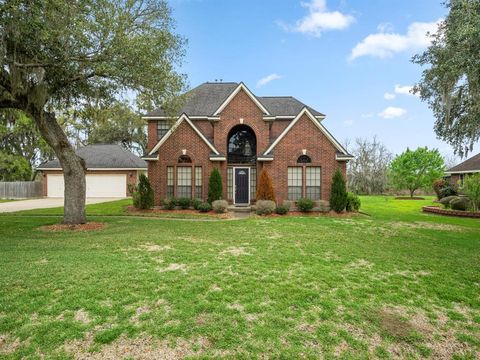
[446,153,480,173]
[37,144,147,169]
[145,82,325,117]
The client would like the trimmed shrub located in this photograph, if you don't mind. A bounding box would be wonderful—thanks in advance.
[432,179,446,200]
[162,197,176,210]
[330,169,348,213]
[297,198,314,212]
[133,174,154,209]
[439,195,457,209]
[346,192,361,212]
[462,173,480,211]
[313,200,330,212]
[256,169,275,201]
[256,200,276,215]
[450,197,471,211]
[212,199,228,213]
[177,197,191,210]
[275,204,289,215]
[208,168,223,204]
[191,198,202,210]
[197,202,212,213]
[439,185,457,199]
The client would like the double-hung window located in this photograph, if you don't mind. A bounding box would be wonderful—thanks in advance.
[157,120,170,140]
[288,167,303,201]
[176,167,192,198]
[306,167,321,200]
[195,166,202,199]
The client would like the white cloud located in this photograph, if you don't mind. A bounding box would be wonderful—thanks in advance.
[378,106,407,119]
[349,19,441,60]
[282,0,355,37]
[384,92,396,100]
[256,73,282,88]
[394,84,416,96]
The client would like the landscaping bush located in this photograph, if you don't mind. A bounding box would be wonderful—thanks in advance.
[212,199,228,213]
[191,198,202,210]
[208,168,223,204]
[346,192,361,212]
[197,202,212,213]
[330,169,348,212]
[439,184,457,199]
[439,195,457,209]
[432,179,446,200]
[177,197,191,210]
[450,196,471,211]
[162,197,176,210]
[313,200,330,212]
[275,204,290,215]
[461,173,480,211]
[297,198,314,212]
[256,200,276,215]
[133,174,154,209]
[256,169,275,201]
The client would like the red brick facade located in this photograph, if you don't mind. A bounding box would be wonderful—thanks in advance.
[146,89,349,205]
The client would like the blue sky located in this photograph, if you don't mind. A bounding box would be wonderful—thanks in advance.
[170,0,476,159]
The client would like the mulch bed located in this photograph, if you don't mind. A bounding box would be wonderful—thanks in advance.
[258,211,360,218]
[422,206,480,218]
[125,206,231,219]
[39,222,106,232]
[395,197,425,200]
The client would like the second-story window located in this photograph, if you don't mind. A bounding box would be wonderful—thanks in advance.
[157,120,170,140]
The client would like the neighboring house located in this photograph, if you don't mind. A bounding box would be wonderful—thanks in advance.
[143,82,353,206]
[445,153,480,186]
[37,144,147,198]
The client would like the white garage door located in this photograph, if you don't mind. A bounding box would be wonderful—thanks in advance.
[47,174,127,198]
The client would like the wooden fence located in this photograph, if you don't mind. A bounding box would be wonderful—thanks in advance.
[0,181,42,199]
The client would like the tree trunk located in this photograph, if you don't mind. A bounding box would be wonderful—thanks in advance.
[29,108,87,224]
[410,189,415,198]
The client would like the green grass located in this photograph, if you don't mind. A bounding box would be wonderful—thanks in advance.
[0,199,15,203]
[0,196,479,359]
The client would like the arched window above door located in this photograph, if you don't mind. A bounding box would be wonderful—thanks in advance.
[178,155,192,163]
[227,125,256,164]
[297,155,312,164]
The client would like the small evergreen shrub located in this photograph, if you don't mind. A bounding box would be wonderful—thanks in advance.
[439,185,457,199]
[177,197,191,209]
[450,197,471,211]
[330,169,347,213]
[197,202,212,213]
[297,198,314,212]
[133,174,154,209]
[256,169,275,201]
[212,199,228,213]
[346,192,361,212]
[256,200,276,215]
[275,204,289,215]
[208,168,223,204]
[439,195,457,209]
[162,197,176,210]
[191,198,202,210]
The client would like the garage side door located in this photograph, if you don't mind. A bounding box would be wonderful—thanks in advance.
[47,174,65,198]
[86,174,127,198]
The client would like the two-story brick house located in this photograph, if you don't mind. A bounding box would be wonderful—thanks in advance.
[143,82,353,206]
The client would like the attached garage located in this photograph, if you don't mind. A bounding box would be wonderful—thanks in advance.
[37,144,147,198]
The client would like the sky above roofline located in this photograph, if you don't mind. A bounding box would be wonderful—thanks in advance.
[169,0,478,161]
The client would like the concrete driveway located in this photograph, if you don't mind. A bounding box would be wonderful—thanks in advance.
[0,198,125,213]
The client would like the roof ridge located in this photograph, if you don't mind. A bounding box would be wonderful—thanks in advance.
[259,96,294,98]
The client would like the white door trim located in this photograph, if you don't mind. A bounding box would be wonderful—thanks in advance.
[232,167,250,205]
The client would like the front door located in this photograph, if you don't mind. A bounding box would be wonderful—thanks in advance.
[234,168,249,204]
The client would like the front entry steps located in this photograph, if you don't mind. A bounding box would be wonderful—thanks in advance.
[228,205,252,218]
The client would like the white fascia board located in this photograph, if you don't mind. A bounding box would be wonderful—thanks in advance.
[264,108,348,156]
[37,168,147,171]
[257,157,274,161]
[209,157,226,161]
[445,170,480,174]
[213,82,270,116]
[335,154,354,161]
[148,114,220,156]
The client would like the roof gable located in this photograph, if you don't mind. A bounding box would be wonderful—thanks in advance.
[213,82,270,116]
[148,113,220,156]
[446,153,480,173]
[264,108,349,156]
[258,97,325,117]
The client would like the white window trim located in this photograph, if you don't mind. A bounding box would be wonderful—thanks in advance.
[213,83,270,116]
[148,113,220,156]
[264,107,349,156]
[233,167,250,205]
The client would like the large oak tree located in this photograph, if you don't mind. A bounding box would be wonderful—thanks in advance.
[0,0,185,223]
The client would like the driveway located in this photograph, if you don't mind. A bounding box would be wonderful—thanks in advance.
[0,198,125,213]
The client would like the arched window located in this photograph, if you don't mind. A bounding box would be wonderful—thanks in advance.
[297,155,312,164]
[227,125,256,163]
[178,155,192,163]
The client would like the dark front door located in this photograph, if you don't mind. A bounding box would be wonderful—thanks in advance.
[235,168,249,204]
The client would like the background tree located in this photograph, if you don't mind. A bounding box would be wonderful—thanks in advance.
[389,147,445,197]
[346,136,393,194]
[461,173,480,212]
[412,0,480,157]
[330,169,348,212]
[207,168,223,204]
[256,169,275,201]
[0,0,185,223]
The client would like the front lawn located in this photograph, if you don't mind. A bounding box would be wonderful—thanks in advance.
[0,196,479,358]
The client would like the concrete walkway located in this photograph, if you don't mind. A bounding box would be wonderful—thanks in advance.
[0,198,125,213]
